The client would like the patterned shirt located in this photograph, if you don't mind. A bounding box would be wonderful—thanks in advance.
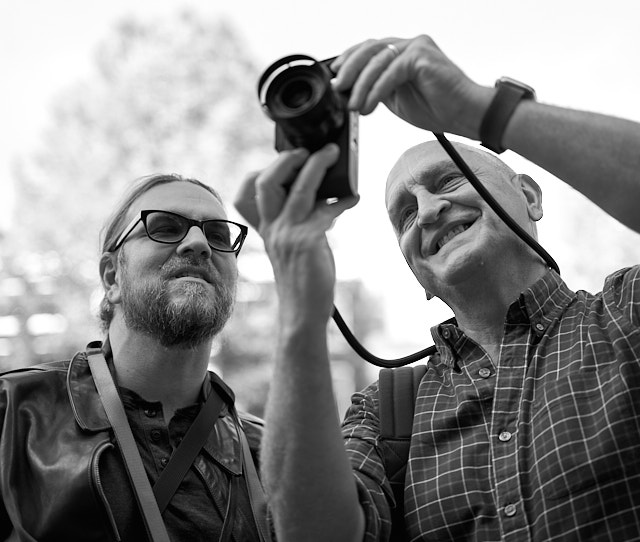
[342,266,640,541]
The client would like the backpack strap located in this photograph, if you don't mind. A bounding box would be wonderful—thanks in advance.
[378,365,427,542]
[379,365,426,439]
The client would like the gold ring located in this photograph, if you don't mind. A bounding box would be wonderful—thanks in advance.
[386,43,400,58]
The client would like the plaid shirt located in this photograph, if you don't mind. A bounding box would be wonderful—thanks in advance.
[342,266,640,541]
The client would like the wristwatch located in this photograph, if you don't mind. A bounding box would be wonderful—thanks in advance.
[479,77,536,154]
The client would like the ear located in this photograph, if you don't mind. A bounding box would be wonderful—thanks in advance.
[99,252,122,305]
[426,290,434,301]
[515,174,543,222]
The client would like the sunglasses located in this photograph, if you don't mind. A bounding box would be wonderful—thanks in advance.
[111,210,248,254]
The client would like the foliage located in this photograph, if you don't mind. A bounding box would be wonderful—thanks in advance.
[4,9,382,414]
[7,10,274,371]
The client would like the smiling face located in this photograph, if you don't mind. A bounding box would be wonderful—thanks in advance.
[385,141,542,300]
[102,181,239,348]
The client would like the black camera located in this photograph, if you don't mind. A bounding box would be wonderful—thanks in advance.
[258,54,358,200]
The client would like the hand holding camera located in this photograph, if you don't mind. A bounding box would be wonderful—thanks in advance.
[331,35,490,140]
[258,54,359,200]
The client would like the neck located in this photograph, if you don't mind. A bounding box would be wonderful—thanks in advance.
[107,317,213,419]
[439,261,547,359]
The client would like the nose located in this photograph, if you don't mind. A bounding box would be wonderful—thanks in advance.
[416,192,451,227]
[176,225,213,258]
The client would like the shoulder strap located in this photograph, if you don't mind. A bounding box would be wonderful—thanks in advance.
[86,347,171,542]
[379,365,427,439]
[153,385,225,512]
[378,365,427,542]
[237,415,273,542]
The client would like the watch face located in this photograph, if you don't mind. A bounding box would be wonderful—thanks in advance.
[496,77,536,99]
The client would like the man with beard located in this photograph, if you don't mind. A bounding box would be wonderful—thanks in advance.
[0,174,270,541]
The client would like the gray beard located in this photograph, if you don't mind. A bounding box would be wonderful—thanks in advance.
[120,258,236,349]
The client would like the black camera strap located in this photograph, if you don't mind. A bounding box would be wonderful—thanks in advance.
[86,345,267,541]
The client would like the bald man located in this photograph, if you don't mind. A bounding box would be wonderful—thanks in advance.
[236,35,640,542]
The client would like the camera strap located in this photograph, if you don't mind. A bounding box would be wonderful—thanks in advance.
[86,344,256,542]
[86,345,171,542]
[152,382,225,512]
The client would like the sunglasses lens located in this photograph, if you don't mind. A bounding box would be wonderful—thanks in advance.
[146,212,187,243]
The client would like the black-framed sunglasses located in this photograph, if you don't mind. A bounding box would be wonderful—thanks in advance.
[111,210,248,255]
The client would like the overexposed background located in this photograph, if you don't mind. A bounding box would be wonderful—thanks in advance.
[2,1,640,401]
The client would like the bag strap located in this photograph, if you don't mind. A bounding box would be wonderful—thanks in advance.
[86,347,171,542]
[378,365,427,542]
[88,344,268,541]
[153,386,225,513]
[237,416,273,542]
[379,365,427,439]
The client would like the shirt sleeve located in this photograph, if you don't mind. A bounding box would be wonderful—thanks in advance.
[606,265,640,328]
[341,381,394,542]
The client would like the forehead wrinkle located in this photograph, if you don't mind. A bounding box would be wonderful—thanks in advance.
[386,141,519,212]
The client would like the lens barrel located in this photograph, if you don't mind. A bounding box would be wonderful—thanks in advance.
[259,55,345,151]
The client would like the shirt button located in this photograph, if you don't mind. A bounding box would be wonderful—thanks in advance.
[535,323,544,332]
[499,431,512,442]
[160,457,169,468]
[478,367,491,379]
[150,429,161,441]
[504,503,517,517]
[144,409,157,418]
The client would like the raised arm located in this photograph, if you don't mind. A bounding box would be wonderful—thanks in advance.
[331,35,640,232]
[235,146,364,542]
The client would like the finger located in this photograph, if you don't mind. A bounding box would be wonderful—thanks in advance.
[360,57,415,115]
[282,144,340,223]
[332,38,404,98]
[347,48,401,112]
[255,149,310,225]
[233,171,261,230]
[329,39,373,75]
[331,39,383,93]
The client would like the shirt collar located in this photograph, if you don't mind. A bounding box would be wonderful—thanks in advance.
[101,336,235,406]
[429,269,576,363]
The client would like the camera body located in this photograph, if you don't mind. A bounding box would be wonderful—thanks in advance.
[258,54,358,200]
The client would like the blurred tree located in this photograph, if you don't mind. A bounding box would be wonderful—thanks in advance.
[4,9,384,415]
[7,9,274,371]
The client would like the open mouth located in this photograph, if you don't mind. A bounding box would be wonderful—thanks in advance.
[434,221,475,253]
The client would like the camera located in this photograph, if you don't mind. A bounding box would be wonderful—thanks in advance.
[258,54,358,200]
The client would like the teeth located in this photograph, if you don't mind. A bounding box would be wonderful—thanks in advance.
[437,224,470,250]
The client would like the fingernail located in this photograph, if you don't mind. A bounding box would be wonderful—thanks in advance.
[325,143,339,155]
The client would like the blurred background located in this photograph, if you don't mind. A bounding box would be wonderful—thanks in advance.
[1,0,640,417]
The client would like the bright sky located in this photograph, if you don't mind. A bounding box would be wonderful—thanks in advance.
[2,0,640,356]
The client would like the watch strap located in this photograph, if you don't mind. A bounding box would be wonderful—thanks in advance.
[480,81,531,154]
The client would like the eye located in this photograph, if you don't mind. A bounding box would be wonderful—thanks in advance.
[397,206,417,232]
[438,175,462,191]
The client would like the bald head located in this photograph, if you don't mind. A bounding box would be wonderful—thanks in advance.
[386,140,517,208]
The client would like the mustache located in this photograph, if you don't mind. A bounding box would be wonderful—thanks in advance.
[159,256,219,283]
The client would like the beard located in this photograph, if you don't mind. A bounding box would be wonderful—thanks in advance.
[119,255,236,349]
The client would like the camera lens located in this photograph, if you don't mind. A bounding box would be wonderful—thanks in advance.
[280,78,314,111]
[259,56,345,151]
